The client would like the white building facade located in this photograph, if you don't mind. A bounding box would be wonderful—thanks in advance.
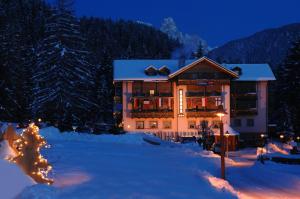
[114,57,276,141]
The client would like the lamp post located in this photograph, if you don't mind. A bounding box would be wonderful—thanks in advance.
[216,105,227,180]
[225,131,230,158]
[260,133,265,155]
[72,125,77,133]
[280,134,284,148]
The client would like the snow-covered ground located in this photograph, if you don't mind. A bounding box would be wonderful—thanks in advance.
[0,141,34,199]
[17,127,237,199]
[1,126,300,199]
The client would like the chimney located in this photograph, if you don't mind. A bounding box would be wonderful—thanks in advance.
[232,66,242,76]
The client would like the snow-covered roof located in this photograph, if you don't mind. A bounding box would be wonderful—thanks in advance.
[114,59,195,81]
[213,124,240,136]
[222,64,276,81]
[114,58,276,81]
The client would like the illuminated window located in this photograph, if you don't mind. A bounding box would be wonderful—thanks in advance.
[150,90,155,95]
[179,89,183,114]
[136,121,144,129]
[149,121,158,129]
[163,121,172,129]
[188,121,196,129]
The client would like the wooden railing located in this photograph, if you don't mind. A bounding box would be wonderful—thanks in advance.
[132,93,173,97]
[186,91,221,97]
[130,109,174,118]
[186,109,218,118]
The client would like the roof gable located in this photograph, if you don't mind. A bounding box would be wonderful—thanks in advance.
[158,65,171,76]
[169,57,238,79]
[144,65,158,76]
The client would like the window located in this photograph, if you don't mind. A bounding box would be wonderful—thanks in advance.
[163,121,172,129]
[215,97,222,106]
[179,89,183,114]
[149,89,155,95]
[136,121,144,129]
[247,119,254,127]
[149,121,158,129]
[188,121,196,129]
[234,119,241,127]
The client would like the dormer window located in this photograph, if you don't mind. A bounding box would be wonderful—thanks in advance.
[231,66,242,75]
[158,66,171,76]
[145,65,158,76]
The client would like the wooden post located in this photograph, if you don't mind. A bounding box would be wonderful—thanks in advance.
[220,120,225,180]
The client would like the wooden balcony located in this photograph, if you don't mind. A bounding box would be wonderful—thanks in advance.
[130,109,174,118]
[186,109,218,118]
[186,91,221,97]
[231,108,258,116]
[132,93,173,97]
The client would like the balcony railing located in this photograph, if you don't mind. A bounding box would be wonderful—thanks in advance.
[186,91,221,97]
[130,109,174,118]
[231,108,257,116]
[132,93,173,97]
[186,108,218,117]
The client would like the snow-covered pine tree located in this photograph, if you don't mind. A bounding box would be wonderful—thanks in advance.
[277,39,300,134]
[0,23,26,121]
[0,0,49,122]
[33,0,96,131]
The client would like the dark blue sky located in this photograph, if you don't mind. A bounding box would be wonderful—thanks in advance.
[55,0,300,47]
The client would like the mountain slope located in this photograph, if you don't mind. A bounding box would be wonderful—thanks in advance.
[208,23,300,68]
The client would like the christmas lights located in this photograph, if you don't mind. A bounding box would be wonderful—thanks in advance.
[4,123,53,184]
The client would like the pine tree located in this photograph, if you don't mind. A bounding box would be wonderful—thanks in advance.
[0,0,48,122]
[277,39,300,134]
[195,41,204,58]
[33,0,96,131]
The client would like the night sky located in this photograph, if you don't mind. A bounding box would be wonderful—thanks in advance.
[51,0,300,47]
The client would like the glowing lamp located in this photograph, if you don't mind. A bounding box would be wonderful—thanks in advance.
[225,131,230,137]
[72,126,77,132]
[216,105,227,121]
[280,134,284,139]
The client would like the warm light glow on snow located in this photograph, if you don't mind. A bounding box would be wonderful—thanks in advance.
[53,171,91,187]
[205,174,241,197]
[268,143,289,155]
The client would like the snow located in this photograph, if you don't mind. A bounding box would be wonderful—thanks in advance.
[223,63,276,81]
[2,127,300,199]
[213,124,239,136]
[0,141,34,199]
[114,59,195,81]
[19,127,237,199]
[114,58,275,81]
